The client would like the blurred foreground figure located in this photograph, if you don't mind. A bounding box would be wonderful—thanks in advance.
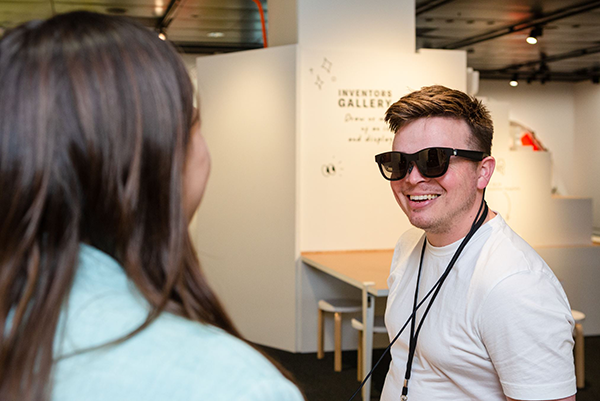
[0,11,303,401]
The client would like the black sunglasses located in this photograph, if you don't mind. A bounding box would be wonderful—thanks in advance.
[375,147,488,181]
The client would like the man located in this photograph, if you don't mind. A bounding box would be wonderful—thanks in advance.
[376,85,576,401]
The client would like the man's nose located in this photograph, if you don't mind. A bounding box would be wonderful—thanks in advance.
[405,161,426,184]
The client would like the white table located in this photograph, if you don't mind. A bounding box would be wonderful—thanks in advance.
[301,250,393,401]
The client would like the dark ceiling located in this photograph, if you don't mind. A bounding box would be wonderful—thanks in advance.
[417,0,600,83]
[0,0,268,53]
[1,0,599,83]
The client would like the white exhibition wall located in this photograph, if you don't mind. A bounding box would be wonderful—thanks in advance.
[268,0,415,52]
[573,82,600,233]
[478,80,600,232]
[191,45,298,351]
[296,0,415,54]
[180,53,203,106]
[299,48,467,252]
[483,99,592,247]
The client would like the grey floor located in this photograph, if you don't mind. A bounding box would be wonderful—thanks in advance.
[261,336,600,401]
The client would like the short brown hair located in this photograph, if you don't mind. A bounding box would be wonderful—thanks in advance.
[385,85,493,155]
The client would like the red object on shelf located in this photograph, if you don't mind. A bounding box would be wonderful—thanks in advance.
[521,131,544,151]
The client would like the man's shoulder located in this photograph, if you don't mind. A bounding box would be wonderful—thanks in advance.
[484,215,546,270]
[396,227,425,250]
[388,228,424,276]
[472,214,559,293]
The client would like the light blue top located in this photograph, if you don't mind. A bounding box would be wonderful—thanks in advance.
[52,244,304,401]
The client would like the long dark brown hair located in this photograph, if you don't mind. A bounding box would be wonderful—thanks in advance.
[0,11,251,400]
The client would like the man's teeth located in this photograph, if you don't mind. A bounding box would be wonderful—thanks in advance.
[409,194,439,201]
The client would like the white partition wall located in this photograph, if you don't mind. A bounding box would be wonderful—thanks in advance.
[191,45,299,351]
[478,80,600,233]
[297,0,415,54]
[573,82,600,232]
[299,48,467,252]
[485,98,592,247]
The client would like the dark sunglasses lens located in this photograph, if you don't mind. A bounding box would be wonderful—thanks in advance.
[378,153,407,180]
[417,148,449,177]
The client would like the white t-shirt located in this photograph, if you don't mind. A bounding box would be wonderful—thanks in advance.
[381,214,576,401]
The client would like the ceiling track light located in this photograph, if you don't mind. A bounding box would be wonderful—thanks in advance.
[526,26,543,45]
[509,73,519,87]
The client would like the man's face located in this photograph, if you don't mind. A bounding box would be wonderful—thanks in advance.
[391,117,481,238]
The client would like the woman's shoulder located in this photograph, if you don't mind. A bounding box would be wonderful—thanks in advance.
[130,316,305,399]
[55,316,303,400]
[54,245,303,400]
[144,313,283,379]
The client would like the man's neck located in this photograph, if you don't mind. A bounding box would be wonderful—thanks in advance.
[426,209,496,247]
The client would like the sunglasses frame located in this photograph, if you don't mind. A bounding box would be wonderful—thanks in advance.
[375,147,488,181]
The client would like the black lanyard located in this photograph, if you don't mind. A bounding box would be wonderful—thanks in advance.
[401,200,489,400]
[347,195,489,401]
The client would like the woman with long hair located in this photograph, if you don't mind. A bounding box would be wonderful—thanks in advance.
[0,11,303,401]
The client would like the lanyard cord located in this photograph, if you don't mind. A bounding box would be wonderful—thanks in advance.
[347,194,489,401]
[401,198,489,400]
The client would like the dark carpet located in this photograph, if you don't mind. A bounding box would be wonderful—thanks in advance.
[260,336,600,401]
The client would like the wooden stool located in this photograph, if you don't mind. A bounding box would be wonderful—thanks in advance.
[351,316,387,381]
[572,309,586,389]
[318,299,362,372]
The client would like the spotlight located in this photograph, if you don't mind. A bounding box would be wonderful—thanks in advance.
[526,26,543,45]
[509,74,519,87]
[158,32,166,41]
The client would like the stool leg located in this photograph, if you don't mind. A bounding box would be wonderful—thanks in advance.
[575,323,585,389]
[334,312,342,372]
[317,308,324,359]
[357,330,363,381]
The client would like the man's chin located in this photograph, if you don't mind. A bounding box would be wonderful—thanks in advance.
[408,217,432,231]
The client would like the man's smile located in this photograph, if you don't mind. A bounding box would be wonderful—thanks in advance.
[408,194,440,202]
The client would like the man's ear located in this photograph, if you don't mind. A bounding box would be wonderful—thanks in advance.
[477,156,495,190]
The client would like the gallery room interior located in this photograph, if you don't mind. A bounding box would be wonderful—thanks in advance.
[1,0,599,400]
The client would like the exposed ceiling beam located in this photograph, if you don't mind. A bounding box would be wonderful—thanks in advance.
[156,0,186,32]
[174,42,262,54]
[479,70,598,82]
[435,0,600,50]
[479,44,600,73]
[416,0,457,16]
